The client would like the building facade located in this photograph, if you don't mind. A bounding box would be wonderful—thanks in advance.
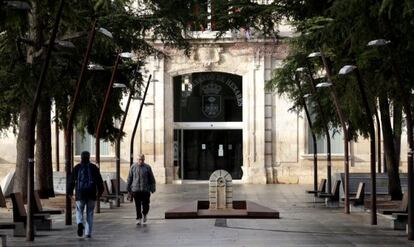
[0,16,408,186]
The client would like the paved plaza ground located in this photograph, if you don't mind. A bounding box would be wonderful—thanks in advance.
[1,184,414,247]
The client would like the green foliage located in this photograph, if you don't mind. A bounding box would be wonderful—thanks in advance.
[0,0,196,141]
[266,0,414,141]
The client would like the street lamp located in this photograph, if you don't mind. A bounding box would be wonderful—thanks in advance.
[298,65,333,195]
[26,0,64,241]
[64,20,113,226]
[294,70,318,195]
[130,75,153,167]
[309,49,351,214]
[95,51,134,213]
[339,64,377,225]
[367,38,414,239]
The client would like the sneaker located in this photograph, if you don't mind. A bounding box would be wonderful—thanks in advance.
[136,218,142,225]
[143,215,147,224]
[77,223,84,237]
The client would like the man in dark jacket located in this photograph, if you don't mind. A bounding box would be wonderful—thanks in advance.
[68,151,104,238]
[127,154,156,225]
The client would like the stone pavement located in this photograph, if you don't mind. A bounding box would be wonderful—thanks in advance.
[2,184,414,247]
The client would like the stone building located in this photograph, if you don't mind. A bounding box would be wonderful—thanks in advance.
[0,1,408,186]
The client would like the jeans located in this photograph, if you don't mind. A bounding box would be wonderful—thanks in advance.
[76,199,96,236]
[133,191,150,219]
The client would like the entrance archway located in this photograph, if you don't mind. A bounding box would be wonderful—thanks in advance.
[173,72,243,180]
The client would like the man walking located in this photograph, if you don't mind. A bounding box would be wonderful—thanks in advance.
[68,151,104,238]
[127,154,156,225]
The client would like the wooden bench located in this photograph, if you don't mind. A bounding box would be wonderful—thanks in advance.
[379,191,408,215]
[318,180,341,206]
[349,182,365,206]
[97,181,120,208]
[392,212,408,230]
[306,179,326,195]
[10,192,51,231]
[34,190,63,215]
[103,181,124,203]
[340,173,407,195]
[0,186,6,208]
[110,179,127,195]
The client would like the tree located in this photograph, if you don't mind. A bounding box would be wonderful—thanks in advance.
[266,0,414,199]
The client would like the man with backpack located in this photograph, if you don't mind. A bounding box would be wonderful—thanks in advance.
[68,151,104,238]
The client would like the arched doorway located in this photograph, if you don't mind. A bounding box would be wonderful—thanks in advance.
[173,72,243,180]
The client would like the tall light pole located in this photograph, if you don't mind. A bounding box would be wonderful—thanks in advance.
[130,75,152,167]
[64,22,112,225]
[294,69,318,194]
[26,0,64,241]
[339,65,377,225]
[299,64,333,194]
[95,52,133,213]
[310,50,350,214]
[114,80,134,207]
[368,38,414,239]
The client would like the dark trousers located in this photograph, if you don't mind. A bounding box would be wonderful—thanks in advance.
[133,191,150,219]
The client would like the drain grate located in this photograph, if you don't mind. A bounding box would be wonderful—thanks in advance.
[214,218,227,227]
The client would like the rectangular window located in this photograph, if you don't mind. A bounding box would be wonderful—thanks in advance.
[307,126,344,154]
[75,132,111,156]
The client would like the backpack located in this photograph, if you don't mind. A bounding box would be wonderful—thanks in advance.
[77,163,96,197]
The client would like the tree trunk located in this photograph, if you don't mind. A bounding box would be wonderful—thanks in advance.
[379,95,403,200]
[393,102,402,168]
[14,103,31,200]
[35,98,55,198]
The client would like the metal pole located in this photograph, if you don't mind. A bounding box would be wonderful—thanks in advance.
[26,0,64,240]
[319,49,350,214]
[295,76,318,194]
[115,81,135,207]
[95,53,121,213]
[304,62,332,194]
[55,110,60,171]
[65,19,97,225]
[130,75,152,167]
[354,68,377,225]
[374,109,382,173]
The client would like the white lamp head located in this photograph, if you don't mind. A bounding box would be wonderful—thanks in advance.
[308,52,321,58]
[316,82,332,88]
[97,27,113,39]
[367,39,391,47]
[338,65,357,75]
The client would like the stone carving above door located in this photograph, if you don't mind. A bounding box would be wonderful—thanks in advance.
[191,45,223,70]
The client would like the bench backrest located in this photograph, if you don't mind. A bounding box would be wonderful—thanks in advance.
[102,180,110,196]
[0,185,6,208]
[318,179,327,193]
[33,190,44,213]
[331,180,341,201]
[10,192,26,222]
[356,182,365,198]
[110,179,117,194]
[340,173,408,195]
[401,192,408,212]
[355,182,365,203]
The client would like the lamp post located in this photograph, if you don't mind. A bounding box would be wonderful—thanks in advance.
[95,52,133,213]
[339,65,377,225]
[310,50,350,214]
[299,64,333,194]
[368,38,414,239]
[114,80,135,207]
[26,0,64,241]
[130,75,152,167]
[64,21,113,225]
[294,69,318,194]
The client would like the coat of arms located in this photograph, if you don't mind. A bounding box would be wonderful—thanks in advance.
[202,83,222,118]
